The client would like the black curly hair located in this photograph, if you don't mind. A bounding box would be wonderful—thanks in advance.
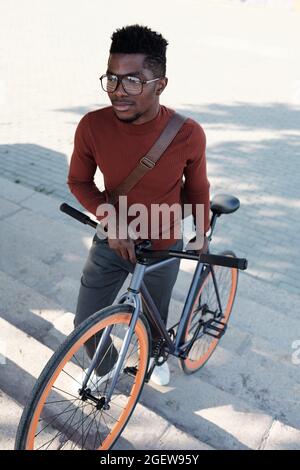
[110,24,168,77]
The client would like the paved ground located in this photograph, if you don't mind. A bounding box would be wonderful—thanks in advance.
[0,0,300,450]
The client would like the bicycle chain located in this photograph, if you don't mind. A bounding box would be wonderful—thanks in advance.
[152,337,169,365]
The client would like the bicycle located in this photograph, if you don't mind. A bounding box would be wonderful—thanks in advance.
[15,193,247,450]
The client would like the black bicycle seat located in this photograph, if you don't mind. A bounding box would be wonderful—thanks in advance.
[210,194,240,215]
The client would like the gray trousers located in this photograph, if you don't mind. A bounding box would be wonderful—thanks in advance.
[74,235,183,375]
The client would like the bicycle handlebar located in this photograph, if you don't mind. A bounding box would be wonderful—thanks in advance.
[200,253,248,270]
[60,203,97,229]
[137,247,248,270]
[60,203,248,271]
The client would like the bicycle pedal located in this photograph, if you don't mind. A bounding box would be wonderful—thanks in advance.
[123,366,138,378]
[124,364,154,383]
[203,318,227,339]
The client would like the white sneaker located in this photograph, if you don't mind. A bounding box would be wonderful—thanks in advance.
[148,358,170,386]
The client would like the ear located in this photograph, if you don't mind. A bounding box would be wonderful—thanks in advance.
[156,77,168,95]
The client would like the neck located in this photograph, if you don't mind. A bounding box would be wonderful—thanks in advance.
[132,102,160,125]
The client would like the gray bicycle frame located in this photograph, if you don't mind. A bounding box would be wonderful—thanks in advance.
[84,214,225,405]
[92,253,210,405]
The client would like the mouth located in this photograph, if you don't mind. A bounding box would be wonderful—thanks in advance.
[112,101,134,112]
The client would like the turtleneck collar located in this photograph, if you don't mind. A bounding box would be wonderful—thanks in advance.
[112,105,173,135]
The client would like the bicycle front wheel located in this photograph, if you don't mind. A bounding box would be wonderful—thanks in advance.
[179,250,238,374]
[15,305,151,450]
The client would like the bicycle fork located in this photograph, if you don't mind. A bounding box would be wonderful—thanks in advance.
[81,264,146,409]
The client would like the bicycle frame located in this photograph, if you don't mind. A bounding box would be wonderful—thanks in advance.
[84,215,215,404]
[96,246,218,405]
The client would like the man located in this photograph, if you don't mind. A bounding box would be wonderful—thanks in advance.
[67,25,210,386]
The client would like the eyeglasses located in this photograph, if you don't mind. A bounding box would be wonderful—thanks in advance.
[99,73,161,96]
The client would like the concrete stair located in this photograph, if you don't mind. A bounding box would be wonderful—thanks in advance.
[0,313,212,450]
[1,176,300,450]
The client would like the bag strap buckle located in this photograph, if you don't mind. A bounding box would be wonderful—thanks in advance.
[140,156,155,169]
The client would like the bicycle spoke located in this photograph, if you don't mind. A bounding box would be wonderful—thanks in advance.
[45,397,78,406]
[99,408,112,439]
[61,368,83,386]
[81,407,100,450]
[42,406,81,450]
[35,398,82,438]
[37,400,88,450]
[92,408,103,450]
[52,385,79,400]
[58,406,96,450]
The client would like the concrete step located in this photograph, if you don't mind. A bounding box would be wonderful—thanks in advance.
[234,270,300,318]
[117,401,213,450]
[230,294,300,354]
[167,298,300,432]
[0,392,23,450]
[0,175,85,228]
[139,357,300,450]
[0,220,84,312]
[0,269,68,345]
[260,421,300,450]
[176,260,300,322]
[44,309,300,450]
[2,202,92,256]
[0,316,212,450]
[178,340,300,431]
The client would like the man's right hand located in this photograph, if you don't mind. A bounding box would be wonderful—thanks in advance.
[104,214,139,264]
[108,237,137,264]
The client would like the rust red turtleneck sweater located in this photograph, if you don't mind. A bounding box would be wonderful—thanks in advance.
[67,105,210,249]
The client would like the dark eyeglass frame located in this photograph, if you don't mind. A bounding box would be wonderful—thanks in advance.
[99,73,161,96]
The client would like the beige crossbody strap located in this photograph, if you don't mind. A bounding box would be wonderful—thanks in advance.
[107,112,187,205]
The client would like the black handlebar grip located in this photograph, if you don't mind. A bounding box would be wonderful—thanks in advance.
[200,253,248,270]
[237,258,248,270]
[60,203,91,225]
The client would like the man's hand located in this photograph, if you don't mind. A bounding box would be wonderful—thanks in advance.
[104,214,138,264]
[108,237,137,264]
[186,235,209,256]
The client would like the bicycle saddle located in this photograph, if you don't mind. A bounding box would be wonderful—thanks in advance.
[210,194,240,215]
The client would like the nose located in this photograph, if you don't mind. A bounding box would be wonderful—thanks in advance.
[113,79,128,98]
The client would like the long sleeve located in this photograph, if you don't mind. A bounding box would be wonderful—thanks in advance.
[183,124,210,234]
[67,114,108,220]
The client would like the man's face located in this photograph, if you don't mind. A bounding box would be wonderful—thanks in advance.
[106,53,167,124]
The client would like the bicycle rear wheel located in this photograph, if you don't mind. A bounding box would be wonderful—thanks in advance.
[179,251,238,374]
[15,305,151,450]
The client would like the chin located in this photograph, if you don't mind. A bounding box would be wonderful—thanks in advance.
[114,110,142,123]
